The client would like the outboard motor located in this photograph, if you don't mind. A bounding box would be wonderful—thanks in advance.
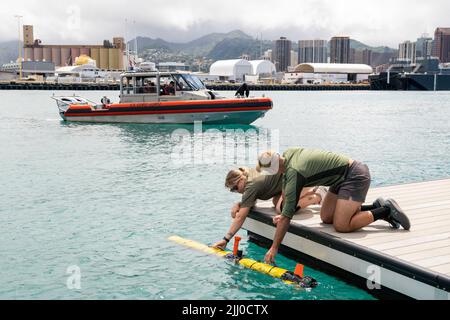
[235,83,250,98]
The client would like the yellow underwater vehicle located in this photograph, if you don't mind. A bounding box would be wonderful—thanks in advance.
[169,235,318,288]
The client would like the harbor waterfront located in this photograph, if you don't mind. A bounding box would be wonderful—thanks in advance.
[1,90,449,300]
[0,81,370,91]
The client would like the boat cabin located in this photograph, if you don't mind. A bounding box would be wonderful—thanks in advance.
[119,71,215,103]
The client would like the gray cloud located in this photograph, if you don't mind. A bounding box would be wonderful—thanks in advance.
[1,0,449,47]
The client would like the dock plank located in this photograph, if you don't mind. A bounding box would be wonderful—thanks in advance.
[398,246,450,262]
[413,254,450,269]
[384,238,450,256]
[431,264,450,276]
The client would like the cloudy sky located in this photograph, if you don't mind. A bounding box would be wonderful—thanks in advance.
[1,0,449,47]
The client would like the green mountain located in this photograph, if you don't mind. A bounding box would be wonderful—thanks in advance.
[350,39,396,53]
[133,37,175,53]
[132,30,255,58]
[207,38,273,60]
[181,30,253,56]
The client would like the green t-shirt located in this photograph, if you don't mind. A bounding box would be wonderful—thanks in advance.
[281,148,350,219]
[240,169,283,209]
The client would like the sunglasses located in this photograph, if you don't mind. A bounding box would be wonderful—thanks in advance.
[229,178,242,193]
[230,185,239,193]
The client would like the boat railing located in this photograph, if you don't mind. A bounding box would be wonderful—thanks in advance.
[51,94,100,107]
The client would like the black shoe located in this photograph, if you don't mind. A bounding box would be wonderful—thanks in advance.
[373,197,386,209]
[373,197,400,229]
[385,198,411,231]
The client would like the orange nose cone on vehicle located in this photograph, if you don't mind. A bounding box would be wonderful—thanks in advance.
[233,236,242,256]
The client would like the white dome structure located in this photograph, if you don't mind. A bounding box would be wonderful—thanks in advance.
[249,60,276,75]
[209,59,252,82]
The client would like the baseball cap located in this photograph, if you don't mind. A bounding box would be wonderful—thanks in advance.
[256,151,280,176]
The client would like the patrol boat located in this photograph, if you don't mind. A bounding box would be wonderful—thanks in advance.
[52,71,272,124]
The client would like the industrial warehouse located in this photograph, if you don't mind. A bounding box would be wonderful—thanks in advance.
[22,25,125,70]
[283,63,373,84]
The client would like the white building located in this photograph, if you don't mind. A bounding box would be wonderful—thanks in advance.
[398,41,417,63]
[290,50,298,68]
[243,60,277,84]
[157,62,189,72]
[249,60,276,76]
[283,63,373,84]
[1,61,55,80]
[209,59,253,82]
[263,49,273,61]
[192,72,220,83]
[50,64,122,83]
[298,40,328,63]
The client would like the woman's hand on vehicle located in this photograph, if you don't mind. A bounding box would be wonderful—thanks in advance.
[212,240,228,250]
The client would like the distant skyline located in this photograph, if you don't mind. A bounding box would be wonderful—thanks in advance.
[1,0,449,47]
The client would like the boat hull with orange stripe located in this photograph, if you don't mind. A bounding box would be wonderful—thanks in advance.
[61,98,273,124]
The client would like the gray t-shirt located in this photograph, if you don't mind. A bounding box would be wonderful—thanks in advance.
[240,170,283,209]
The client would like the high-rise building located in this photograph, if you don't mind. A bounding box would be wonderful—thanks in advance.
[330,36,350,63]
[433,28,450,63]
[416,34,433,58]
[274,37,291,72]
[398,41,416,63]
[298,40,328,64]
[362,49,372,66]
[263,49,273,61]
[290,50,298,68]
[349,48,356,64]
[353,50,363,64]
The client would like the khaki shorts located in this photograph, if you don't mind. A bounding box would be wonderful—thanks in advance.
[329,161,371,203]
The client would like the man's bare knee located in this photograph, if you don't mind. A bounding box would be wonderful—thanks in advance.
[334,223,353,233]
[321,216,334,224]
[320,212,333,224]
[320,207,334,224]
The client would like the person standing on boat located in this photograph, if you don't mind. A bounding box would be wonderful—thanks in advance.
[257,148,411,265]
[164,81,176,96]
[101,96,111,105]
[212,168,328,250]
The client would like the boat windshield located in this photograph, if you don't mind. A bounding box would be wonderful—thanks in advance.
[181,74,206,91]
[172,74,193,91]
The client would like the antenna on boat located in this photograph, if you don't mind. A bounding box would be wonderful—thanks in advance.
[125,18,130,71]
[133,20,138,62]
[260,32,263,59]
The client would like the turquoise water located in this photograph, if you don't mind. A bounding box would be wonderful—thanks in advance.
[1,90,449,300]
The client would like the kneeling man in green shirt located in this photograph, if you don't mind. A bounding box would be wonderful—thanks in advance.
[257,148,410,265]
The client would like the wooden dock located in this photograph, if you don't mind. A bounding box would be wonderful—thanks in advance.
[243,178,450,300]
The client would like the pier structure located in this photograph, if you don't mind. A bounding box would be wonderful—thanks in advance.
[0,82,370,91]
[244,179,450,300]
